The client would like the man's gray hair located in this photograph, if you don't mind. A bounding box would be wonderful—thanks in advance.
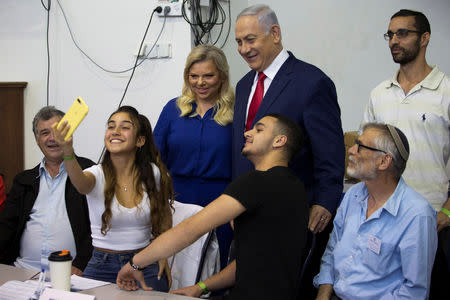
[32,106,64,136]
[362,123,409,179]
[237,4,279,34]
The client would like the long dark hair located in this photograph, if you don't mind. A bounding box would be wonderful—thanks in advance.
[101,106,174,239]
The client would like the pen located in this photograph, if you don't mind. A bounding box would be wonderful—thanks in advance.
[33,268,45,299]
[39,269,46,295]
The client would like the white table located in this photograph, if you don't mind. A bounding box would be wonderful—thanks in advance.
[0,264,197,300]
[81,284,198,300]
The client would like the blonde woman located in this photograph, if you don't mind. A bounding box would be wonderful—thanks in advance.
[154,44,234,268]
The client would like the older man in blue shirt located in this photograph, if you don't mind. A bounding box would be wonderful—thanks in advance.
[314,123,437,300]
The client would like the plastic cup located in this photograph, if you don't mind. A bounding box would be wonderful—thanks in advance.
[48,250,72,291]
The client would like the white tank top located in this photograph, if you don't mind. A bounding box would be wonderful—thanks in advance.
[84,164,161,250]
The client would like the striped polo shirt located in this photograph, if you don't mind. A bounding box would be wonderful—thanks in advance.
[362,66,450,211]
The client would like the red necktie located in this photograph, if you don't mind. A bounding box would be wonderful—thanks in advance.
[246,72,267,131]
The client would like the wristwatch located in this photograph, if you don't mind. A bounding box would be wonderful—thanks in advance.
[129,256,145,271]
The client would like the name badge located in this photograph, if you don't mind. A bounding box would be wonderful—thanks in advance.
[367,234,381,255]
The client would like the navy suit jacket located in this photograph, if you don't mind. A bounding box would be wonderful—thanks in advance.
[232,52,345,213]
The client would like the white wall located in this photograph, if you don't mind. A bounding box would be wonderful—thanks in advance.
[1,0,449,170]
[226,0,450,132]
[0,0,191,168]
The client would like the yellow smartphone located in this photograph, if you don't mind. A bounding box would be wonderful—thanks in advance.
[57,97,89,141]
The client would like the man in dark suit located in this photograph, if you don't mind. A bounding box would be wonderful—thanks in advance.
[233,5,345,297]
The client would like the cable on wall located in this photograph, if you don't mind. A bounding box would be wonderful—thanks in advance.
[219,0,231,49]
[38,1,167,163]
[97,6,166,164]
[55,0,165,74]
[40,0,51,105]
[181,0,230,48]
[116,8,166,109]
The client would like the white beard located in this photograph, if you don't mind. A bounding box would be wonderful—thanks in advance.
[347,157,378,180]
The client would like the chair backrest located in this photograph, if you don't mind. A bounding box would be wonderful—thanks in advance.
[168,201,220,291]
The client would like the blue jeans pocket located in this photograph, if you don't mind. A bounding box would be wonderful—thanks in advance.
[83,250,118,283]
[83,250,169,291]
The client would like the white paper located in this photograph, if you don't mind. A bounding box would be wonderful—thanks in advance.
[70,274,110,291]
[0,278,104,300]
[0,280,36,300]
[24,279,52,288]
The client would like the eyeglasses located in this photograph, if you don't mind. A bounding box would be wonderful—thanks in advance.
[384,29,422,41]
[354,139,387,154]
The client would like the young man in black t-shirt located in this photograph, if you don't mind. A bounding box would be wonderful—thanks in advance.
[116,114,309,300]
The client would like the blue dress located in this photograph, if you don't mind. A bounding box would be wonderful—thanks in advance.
[154,97,232,268]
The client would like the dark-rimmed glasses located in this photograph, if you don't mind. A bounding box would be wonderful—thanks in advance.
[384,29,422,41]
[355,139,387,154]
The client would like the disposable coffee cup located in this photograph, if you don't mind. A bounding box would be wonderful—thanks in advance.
[48,250,72,291]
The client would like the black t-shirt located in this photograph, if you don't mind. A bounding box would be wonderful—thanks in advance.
[224,166,309,300]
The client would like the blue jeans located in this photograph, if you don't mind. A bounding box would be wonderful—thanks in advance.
[83,249,168,292]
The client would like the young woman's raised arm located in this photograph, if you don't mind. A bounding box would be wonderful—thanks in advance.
[52,121,96,195]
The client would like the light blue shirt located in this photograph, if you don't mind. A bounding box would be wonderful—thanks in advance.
[314,178,437,300]
[15,159,76,271]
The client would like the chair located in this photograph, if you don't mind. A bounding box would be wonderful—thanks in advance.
[168,201,220,291]
[296,233,317,299]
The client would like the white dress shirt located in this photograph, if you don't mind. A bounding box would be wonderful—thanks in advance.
[245,48,290,119]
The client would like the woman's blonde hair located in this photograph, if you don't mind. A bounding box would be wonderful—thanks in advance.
[177,44,234,126]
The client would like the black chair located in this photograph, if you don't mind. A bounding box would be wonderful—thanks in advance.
[195,229,218,283]
[296,233,317,299]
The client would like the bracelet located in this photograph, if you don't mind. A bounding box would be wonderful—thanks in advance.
[129,256,145,271]
[63,153,75,161]
[197,281,209,294]
[441,208,450,218]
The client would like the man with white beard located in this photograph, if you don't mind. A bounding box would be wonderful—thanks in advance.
[314,123,437,300]
[360,10,450,298]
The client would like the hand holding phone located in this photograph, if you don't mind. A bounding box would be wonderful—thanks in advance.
[57,97,89,141]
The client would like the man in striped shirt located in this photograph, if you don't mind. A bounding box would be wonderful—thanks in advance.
[361,9,449,299]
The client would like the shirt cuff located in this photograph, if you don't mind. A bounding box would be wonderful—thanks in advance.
[313,270,334,288]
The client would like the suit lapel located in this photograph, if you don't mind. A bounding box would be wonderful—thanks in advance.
[236,71,256,132]
[252,53,295,125]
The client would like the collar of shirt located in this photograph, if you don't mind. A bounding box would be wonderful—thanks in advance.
[190,101,215,119]
[358,177,406,220]
[385,65,444,90]
[252,48,289,84]
[246,49,289,118]
[39,159,67,193]
[39,158,66,178]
